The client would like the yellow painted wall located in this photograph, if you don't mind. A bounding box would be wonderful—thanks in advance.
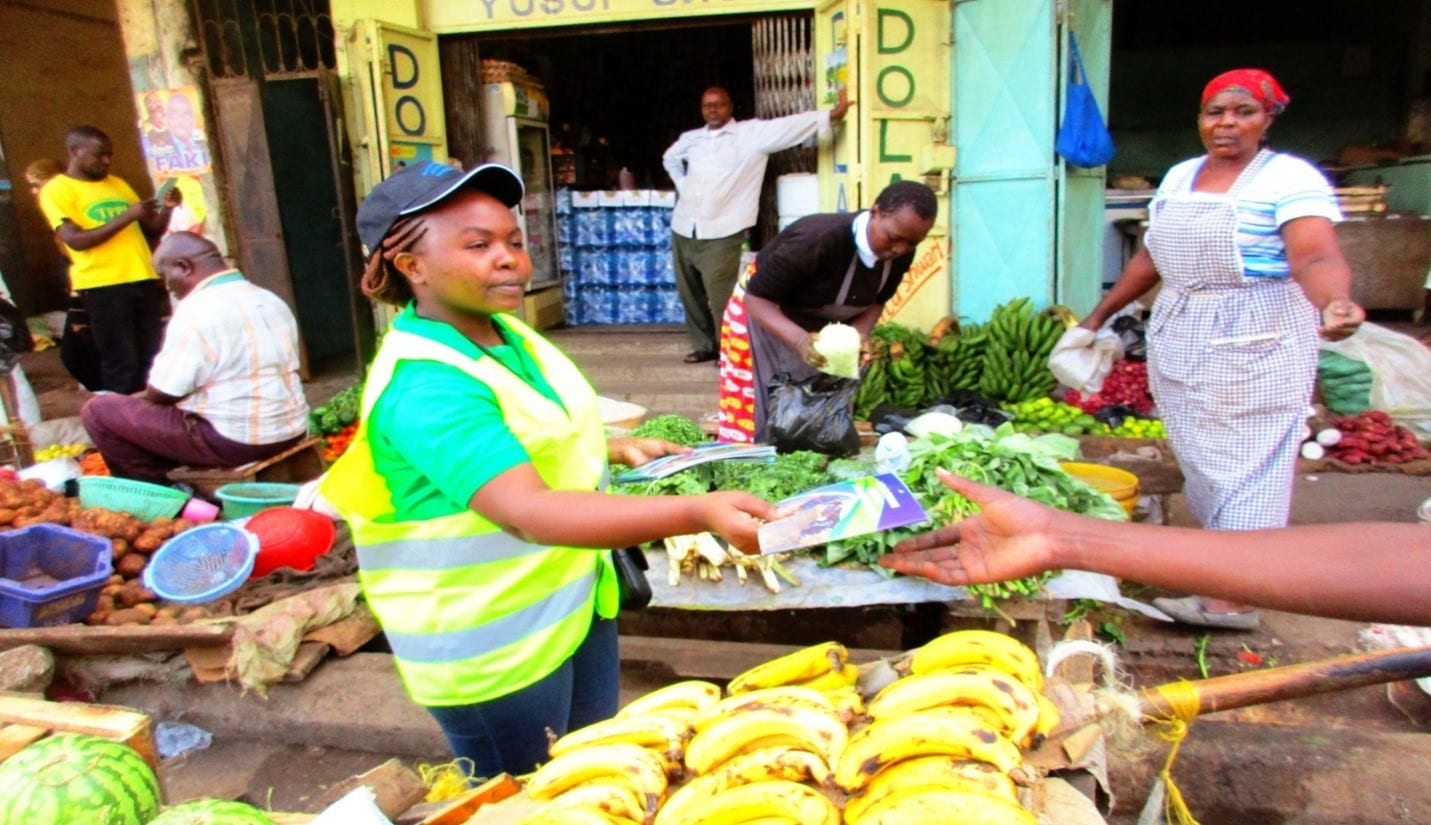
[0,1,147,312]
[114,0,227,256]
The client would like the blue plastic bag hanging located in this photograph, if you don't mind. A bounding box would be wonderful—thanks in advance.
[1055,34,1116,168]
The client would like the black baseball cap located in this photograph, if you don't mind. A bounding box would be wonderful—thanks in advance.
[356,161,525,257]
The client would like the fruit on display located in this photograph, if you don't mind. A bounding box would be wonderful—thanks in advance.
[1324,411,1430,465]
[33,442,89,462]
[1006,397,1167,439]
[520,635,1053,823]
[0,733,161,825]
[1065,359,1154,416]
[147,799,278,824]
[977,299,1065,404]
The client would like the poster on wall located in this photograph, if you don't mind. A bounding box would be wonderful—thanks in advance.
[137,87,211,177]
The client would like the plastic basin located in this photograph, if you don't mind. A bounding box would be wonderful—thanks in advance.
[1059,461,1140,515]
[216,482,302,520]
[245,507,337,577]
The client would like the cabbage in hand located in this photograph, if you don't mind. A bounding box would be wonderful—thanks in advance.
[811,323,862,379]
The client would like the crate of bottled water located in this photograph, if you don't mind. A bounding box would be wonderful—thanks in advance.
[648,249,677,288]
[556,187,573,216]
[576,250,617,285]
[558,244,576,274]
[556,215,575,247]
[610,208,646,247]
[574,209,611,248]
[644,207,672,245]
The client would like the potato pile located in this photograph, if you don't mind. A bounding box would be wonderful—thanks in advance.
[0,478,214,627]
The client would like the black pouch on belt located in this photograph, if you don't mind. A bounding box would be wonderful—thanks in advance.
[612,546,652,610]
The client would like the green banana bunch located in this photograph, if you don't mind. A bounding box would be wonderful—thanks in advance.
[855,357,888,421]
[978,300,1068,403]
[885,341,926,409]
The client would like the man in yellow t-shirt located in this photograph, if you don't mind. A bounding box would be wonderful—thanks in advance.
[39,125,179,393]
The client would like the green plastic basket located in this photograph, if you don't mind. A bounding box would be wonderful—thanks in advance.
[77,477,189,521]
[215,482,302,519]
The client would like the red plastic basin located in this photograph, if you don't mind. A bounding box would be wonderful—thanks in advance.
[245,507,337,578]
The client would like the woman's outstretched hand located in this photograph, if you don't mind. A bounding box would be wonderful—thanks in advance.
[698,491,779,555]
[878,470,1063,585]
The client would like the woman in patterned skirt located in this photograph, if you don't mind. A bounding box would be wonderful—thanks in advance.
[1076,69,1364,629]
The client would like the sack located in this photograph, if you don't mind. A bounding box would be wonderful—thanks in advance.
[1048,327,1124,392]
[1316,350,1374,415]
[767,372,862,457]
[1054,35,1116,168]
[1320,322,1431,433]
[612,546,652,610]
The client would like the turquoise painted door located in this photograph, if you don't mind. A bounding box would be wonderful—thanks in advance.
[950,0,1110,319]
[951,0,1057,321]
[1057,0,1113,316]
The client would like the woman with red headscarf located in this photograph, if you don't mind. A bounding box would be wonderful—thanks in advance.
[1075,69,1364,630]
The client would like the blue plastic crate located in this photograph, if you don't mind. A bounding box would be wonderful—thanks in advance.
[0,524,113,628]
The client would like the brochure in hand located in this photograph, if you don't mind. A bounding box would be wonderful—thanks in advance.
[757,473,929,555]
[614,442,776,483]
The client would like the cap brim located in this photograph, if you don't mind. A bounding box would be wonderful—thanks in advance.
[399,163,526,215]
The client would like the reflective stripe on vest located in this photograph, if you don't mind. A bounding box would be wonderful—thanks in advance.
[321,314,619,706]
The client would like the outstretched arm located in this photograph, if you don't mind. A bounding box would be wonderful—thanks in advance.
[881,470,1431,625]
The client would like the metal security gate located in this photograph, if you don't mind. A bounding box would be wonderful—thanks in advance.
[753,14,816,247]
[194,0,372,370]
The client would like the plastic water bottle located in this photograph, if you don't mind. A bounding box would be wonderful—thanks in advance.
[874,432,912,475]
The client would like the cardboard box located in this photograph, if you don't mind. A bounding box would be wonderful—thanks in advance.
[523,286,566,330]
[650,190,677,208]
[571,191,602,209]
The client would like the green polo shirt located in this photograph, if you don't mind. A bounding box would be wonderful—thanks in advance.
[368,306,562,521]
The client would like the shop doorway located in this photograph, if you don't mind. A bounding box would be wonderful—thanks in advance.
[443,13,815,245]
[194,0,372,373]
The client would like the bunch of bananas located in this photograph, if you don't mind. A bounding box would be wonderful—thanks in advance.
[521,680,721,823]
[977,299,1067,404]
[853,353,887,422]
[834,629,1057,825]
[922,316,989,402]
[520,635,1056,824]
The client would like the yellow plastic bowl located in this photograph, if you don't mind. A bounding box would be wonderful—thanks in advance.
[1059,462,1140,515]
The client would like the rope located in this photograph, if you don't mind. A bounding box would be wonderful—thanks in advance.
[419,757,479,802]
[1147,680,1203,825]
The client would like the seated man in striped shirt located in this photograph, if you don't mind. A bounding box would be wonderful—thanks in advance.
[81,232,310,484]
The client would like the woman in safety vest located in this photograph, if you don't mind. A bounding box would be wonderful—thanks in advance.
[322,161,776,778]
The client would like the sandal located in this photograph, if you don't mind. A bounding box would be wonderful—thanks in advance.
[683,351,717,364]
[1152,596,1260,630]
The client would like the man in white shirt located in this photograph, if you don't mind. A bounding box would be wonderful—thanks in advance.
[81,232,310,484]
[662,86,850,363]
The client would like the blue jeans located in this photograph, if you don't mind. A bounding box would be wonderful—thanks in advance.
[424,617,620,779]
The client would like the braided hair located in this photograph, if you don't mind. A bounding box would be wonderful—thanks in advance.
[360,214,428,306]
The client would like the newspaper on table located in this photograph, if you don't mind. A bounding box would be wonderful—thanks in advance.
[613,442,775,483]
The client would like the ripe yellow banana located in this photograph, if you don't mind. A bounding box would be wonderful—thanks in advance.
[654,747,831,825]
[843,755,1019,822]
[691,685,835,732]
[847,786,1036,825]
[527,781,651,823]
[684,703,849,775]
[1031,693,1061,746]
[866,667,1039,743]
[834,706,1022,792]
[525,742,669,802]
[727,641,847,694]
[517,807,639,825]
[549,710,691,757]
[909,630,1044,692]
[658,778,839,825]
[795,663,859,692]
[820,685,867,722]
[616,680,722,720]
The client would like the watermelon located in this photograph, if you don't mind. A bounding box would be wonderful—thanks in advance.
[0,733,161,825]
[149,798,278,825]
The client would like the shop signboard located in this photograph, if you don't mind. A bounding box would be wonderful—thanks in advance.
[361,21,447,176]
[816,0,953,330]
[421,0,810,33]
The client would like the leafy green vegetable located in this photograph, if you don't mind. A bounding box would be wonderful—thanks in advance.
[630,414,709,446]
[712,450,829,502]
[822,425,1128,608]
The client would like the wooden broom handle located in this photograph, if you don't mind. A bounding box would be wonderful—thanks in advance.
[1139,646,1431,719]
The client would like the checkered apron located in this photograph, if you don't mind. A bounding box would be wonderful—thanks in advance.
[717,255,886,443]
[1144,150,1319,530]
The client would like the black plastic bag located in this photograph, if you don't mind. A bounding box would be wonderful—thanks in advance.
[0,296,33,356]
[612,546,651,610]
[1093,404,1140,428]
[869,403,921,435]
[1112,314,1146,361]
[767,372,862,457]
